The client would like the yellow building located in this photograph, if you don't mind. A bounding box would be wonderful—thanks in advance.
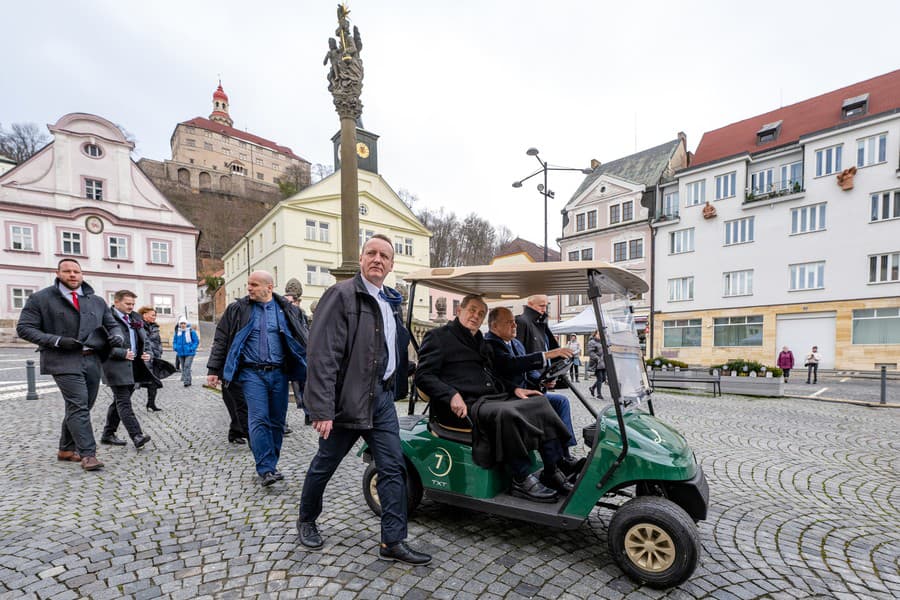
[222,128,431,317]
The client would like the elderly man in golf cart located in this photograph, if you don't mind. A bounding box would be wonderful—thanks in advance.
[416,294,573,503]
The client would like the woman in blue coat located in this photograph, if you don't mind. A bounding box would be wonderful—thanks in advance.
[173,317,200,387]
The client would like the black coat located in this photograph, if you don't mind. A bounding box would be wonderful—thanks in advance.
[515,305,560,354]
[16,280,119,375]
[102,310,157,387]
[484,332,544,390]
[304,274,410,429]
[143,322,163,359]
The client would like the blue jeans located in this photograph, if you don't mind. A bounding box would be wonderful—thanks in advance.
[299,384,407,544]
[180,355,194,385]
[545,392,576,451]
[238,368,288,476]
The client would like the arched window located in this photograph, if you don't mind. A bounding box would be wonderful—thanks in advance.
[177,168,190,185]
[199,171,212,190]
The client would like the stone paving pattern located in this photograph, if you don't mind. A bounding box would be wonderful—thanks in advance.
[0,375,897,599]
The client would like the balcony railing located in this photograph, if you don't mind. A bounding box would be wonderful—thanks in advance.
[745,179,803,203]
[654,208,680,222]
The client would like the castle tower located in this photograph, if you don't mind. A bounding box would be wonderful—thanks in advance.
[209,81,233,127]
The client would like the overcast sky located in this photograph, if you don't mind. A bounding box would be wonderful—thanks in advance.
[4,0,898,250]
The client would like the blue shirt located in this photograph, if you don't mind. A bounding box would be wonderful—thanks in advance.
[361,277,396,380]
[114,308,137,353]
[242,300,284,365]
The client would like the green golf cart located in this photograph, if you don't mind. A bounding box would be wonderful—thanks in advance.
[360,261,708,588]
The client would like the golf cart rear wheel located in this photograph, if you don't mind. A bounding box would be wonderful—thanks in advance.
[362,462,423,517]
[608,496,700,588]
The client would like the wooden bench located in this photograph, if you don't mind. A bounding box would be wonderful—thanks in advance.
[649,369,722,397]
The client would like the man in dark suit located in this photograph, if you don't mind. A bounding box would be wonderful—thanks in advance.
[416,295,574,502]
[100,290,153,449]
[16,259,120,471]
[484,306,579,473]
[516,294,560,354]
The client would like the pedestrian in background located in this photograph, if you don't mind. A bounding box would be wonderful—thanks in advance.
[587,330,606,399]
[16,258,120,471]
[777,346,795,383]
[173,317,199,387]
[566,334,582,382]
[805,346,821,384]
[100,290,153,450]
[139,307,164,411]
[283,278,309,421]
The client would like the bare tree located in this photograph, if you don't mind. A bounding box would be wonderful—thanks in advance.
[278,163,312,198]
[416,206,510,267]
[397,188,419,210]
[310,163,334,184]
[0,122,50,164]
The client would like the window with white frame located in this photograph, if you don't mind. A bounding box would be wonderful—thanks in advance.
[870,190,900,222]
[567,250,579,261]
[790,261,825,290]
[581,248,593,260]
[10,224,34,251]
[668,276,694,302]
[85,178,103,200]
[319,222,329,242]
[852,307,900,344]
[685,180,705,206]
[306,265,332,286]
[815,145,842,177]
[663,319,701,347]
[723,269,753,297]
[857,133,887,167]
[724,216,755,245]
[305,220,317,240]
[151,294,174,316]
[358,229,374,249]
[150,240,170,264]
[791,203,827,234]
[715,172,736,200]
[714,315,763,346]
[613,242,627,262]
[587,210,597,229]
[780,161,803,191]
[404,238,414,256]
[567,293,589,307]
[83,143,102,158]
[622,201,633,222]
[869,252,899,284]
[628,239,643,259]
[609,205,621,224]
[107,235,128,259]
[394,240,403,255]
[61,231,83,255]
[256,157,263,165]
[669,228,694,254]
[11,287,35,309]
[749,169,773,195]
[662,191,679,217]
[576,213,586,231]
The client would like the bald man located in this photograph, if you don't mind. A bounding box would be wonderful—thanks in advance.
[207,270,308,486]
[516,295,561,355]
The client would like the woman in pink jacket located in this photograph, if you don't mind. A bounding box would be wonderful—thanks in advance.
[777,346,795,382]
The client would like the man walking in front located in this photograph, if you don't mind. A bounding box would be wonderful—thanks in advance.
[297,234,431,565]
[207,271,308,486]
[16,259,119,471]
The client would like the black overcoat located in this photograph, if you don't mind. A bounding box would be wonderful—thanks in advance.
[102,310,157,387]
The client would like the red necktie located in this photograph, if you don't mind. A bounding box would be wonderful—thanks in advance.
[72,291,80,310]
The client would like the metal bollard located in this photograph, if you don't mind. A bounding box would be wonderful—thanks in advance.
[881,365,887,405]
[26,359,39,400]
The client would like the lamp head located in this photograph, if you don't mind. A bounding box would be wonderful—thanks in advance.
[526,147,540,156]
[537,183,545,192]
[511,181,522,188]
[582,168,594,174]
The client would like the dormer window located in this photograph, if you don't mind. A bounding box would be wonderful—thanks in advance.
[756,120,782,145]
[82,143,103,158]
[842,93,869,119]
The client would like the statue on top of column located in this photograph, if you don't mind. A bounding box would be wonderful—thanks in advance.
[324,4,364,119]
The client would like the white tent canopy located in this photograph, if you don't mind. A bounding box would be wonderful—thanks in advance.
[550,306,599,335]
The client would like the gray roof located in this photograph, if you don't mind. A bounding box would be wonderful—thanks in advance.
[569,138,682,201]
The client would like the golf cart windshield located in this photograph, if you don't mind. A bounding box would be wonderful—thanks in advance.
[600,297,651,406]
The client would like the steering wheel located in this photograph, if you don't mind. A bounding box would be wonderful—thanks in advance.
[538,356,574,384]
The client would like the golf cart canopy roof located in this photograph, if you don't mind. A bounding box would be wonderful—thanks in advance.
[403,261,648,299]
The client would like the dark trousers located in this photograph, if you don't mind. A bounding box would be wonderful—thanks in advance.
[53,355,102,457]
[146,385,159,408]
[299,384,407,544]
[509,439,564,479]
[239,368,289,475]
[103,384,143,440]
[807,363,818,383]
[223,381,249,440]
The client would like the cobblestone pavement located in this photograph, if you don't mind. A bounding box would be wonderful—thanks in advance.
[0,360,898,599]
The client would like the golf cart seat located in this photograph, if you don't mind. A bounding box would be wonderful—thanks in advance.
[417,387,473,445]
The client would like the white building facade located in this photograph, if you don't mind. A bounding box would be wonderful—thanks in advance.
[0,113,199,342]
[653,71,900,370]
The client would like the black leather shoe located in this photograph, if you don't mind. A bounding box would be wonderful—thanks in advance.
[260,472,278,487]
[283,426,292,435]
[510,473,558,503]
[557,456,585,477]
[100,435,127,446]
[379,541,432,565]
[147,406,162,412]
[273,470,284,481]
[297,521,323,548]
[228,436,247,444]
[133,434,151,449]
[540,468,574,495]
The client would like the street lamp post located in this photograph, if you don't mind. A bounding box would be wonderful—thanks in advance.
[512,148,593,262]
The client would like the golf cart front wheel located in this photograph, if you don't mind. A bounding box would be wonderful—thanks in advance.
[362,462,424,517]
[607,496,700,588]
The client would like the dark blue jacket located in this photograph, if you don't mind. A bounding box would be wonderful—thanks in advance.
[484,331,545,389]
